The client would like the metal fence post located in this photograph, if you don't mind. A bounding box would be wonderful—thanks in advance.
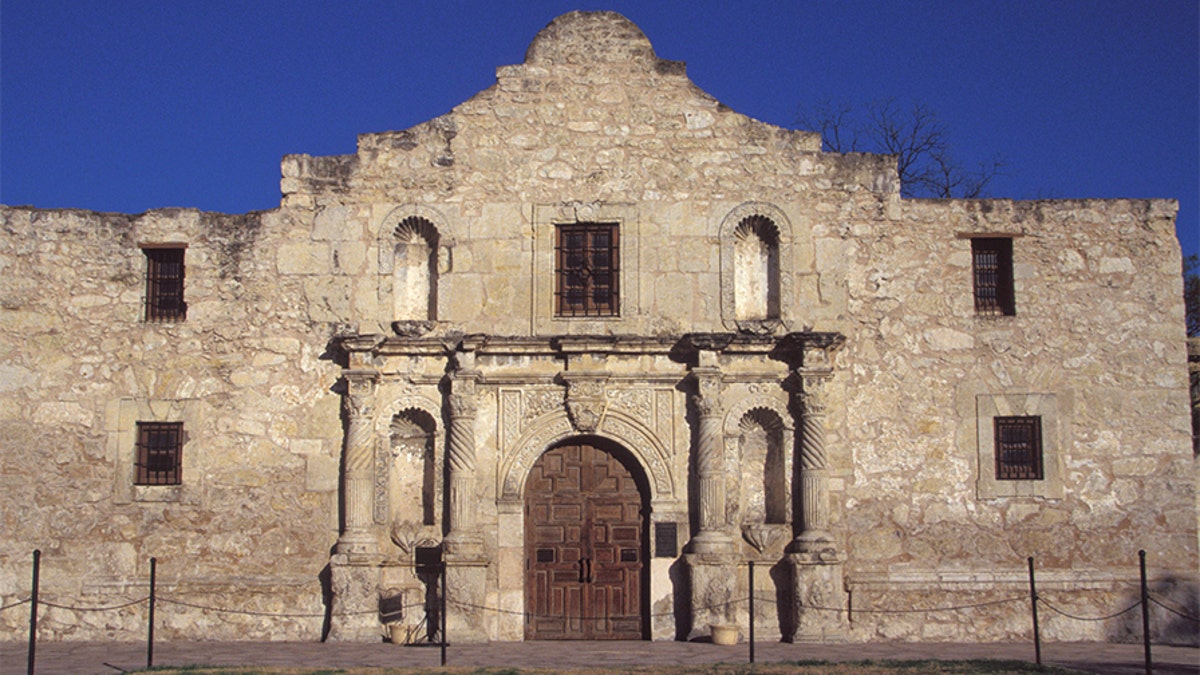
[1027,556,1040,667]
[440,560,447,667]
[748,561,755,664]
[147,557,157,669]
[27,549,40,675]
[1139,550,1151,675]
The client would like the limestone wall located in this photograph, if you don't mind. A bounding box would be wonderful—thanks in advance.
[831,197,1197,641]
[0,206,345,640]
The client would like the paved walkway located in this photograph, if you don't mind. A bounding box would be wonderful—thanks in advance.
[2,640,1197,675]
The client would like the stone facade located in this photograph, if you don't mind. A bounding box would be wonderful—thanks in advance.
[1,12,1196,645]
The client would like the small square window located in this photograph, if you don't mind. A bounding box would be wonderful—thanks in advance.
[143,247,186,322]
[555,223,618,317]
[972,238,1014,316]
[136,422,183,485]
[994,416,1042,480]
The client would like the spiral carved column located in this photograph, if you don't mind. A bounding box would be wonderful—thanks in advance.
[445,360,483,554]
[338,370,379,556]
[690,366,732,553]
[795,369,835,553]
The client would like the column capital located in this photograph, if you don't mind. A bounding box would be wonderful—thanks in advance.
[343,370,379,418]
[798,377,830,416]
[448,392,478,419]
[688,367,724,417]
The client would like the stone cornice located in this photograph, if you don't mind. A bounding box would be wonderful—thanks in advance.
[337,332,845,367]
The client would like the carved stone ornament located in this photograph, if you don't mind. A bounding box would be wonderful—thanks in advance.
[449,393,478,419]
[799,373,831,416]
[690,371,723,418]
[563,375,608,433]
[343,373,378,418]
[742,523,787,554]
[390,520,440,556]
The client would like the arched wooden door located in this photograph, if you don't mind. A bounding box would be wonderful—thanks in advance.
[524,441,646,640]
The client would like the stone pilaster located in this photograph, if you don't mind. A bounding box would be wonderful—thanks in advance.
[338,370,379,556]
[786,338,846,641]
[330,369,383,641]
[683,339,738,641]
[441,344,488,642]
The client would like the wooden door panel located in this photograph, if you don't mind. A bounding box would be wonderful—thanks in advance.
[526,443,644,640]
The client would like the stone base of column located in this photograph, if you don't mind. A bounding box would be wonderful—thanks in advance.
[335,530,378,558]
[328,553,382,642]
[790,529,836,556]
[442,556,490,643]
[688,529,736,556]
[683,553,739,641]
[787,552,847,642]
[442,531,484,558]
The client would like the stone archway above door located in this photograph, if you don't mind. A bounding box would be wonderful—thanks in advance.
[498,409,675,503]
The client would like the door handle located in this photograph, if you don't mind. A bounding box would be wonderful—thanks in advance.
[586,558,594,583]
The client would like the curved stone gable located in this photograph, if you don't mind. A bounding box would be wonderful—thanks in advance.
[524,11,657,66]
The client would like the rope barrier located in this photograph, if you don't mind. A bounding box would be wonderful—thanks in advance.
[449,593,1030,622]
[157,595,413,618]
[9,550,1194,636]
[1037,597,1142,622]
[1148,596,1200,623]
[37,596,149,612]
[447,597,747,622]
[783,595,1026,615]
[9,588,1174,627]
[0,598,31,612]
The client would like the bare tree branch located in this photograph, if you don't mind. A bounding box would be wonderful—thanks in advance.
[796,97,1003,199]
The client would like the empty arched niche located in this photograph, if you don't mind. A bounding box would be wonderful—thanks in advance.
[738,408,789,525]
[719,203,793,333]
[388,408,439,526]
[733,216,780,322]
[393,217,440,321]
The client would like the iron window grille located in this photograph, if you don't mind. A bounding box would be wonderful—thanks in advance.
[144,247,186,322]
[994,416,1043,480]
[555,223,619,317]
[972,238,1014,316]
[135,421,183,485]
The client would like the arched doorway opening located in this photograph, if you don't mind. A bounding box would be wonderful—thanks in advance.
[524,437,649,640]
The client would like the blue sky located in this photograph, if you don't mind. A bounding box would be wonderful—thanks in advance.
[2,0,1197,262]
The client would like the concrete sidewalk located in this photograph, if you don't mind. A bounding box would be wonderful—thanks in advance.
[1,640,1197,675]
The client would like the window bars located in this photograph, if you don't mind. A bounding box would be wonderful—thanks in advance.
[136,422,183,485]
[143,247,186,322]
[555,223,618,317]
